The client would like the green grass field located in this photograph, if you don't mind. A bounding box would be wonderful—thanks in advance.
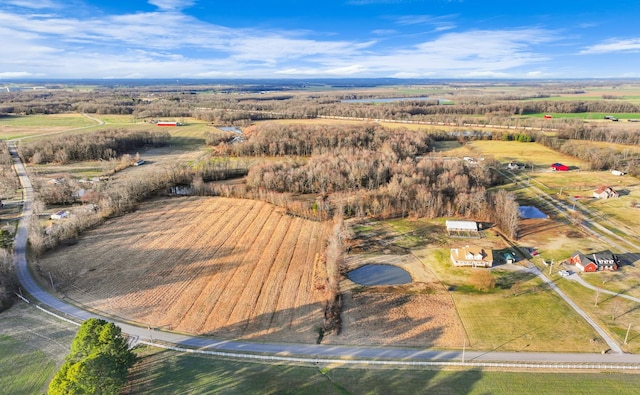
[0,114,96,128]
[0,335,57,395]
[128,346,640,394]
[0,303,78,395]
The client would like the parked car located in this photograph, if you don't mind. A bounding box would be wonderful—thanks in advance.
[558,270,570,277]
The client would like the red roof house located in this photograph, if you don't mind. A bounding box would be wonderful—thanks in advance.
[551,163,569,171]
[569,251,619,272]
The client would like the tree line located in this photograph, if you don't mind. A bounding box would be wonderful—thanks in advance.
[18,129,171,164]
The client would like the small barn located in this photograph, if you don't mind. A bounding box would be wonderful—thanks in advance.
[50,210,69,220]
[551,163,569,171]
[157,121,178,127]
[445,220,480,237]
[450,246,493,268]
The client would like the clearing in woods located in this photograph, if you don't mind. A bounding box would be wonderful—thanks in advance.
[37,196,333,343]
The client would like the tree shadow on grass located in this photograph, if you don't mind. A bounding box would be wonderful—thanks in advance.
[127,348,486,395]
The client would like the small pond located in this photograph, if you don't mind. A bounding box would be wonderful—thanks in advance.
[347,264,412,286]
[519,206,548,219]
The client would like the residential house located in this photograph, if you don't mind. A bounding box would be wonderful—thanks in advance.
[593,186,619,199]
[569,251,619,272]
[450,245,493,268]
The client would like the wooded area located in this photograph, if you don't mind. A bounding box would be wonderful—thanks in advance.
[18,129,170,164]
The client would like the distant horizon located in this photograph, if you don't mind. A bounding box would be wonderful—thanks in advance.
[2,1,640,80]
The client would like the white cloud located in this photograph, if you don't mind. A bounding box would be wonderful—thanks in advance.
[147,0,195,11]
[580,38,640,54]
[0,71,39,78]
[3,0,58,9]
[0,3,563,79]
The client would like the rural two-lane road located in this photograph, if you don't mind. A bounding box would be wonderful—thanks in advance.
[8,141,640,367]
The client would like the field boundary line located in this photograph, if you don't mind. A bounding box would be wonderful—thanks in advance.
[137,340,640,371]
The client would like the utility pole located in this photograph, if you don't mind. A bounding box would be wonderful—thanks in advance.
[548,259,553,276]
[462,338,466,364]
[624,323,631,345]
[49,271,55,290]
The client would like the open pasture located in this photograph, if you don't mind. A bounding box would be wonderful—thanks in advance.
[0,114,97,140]
[0,303,77,395]
[37,196,332,343]
[466,140,588,169]
[129,346,640,394]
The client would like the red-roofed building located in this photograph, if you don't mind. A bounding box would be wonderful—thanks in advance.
[569,251,619,272]
[551,163,569,171]
[157,121,178,127]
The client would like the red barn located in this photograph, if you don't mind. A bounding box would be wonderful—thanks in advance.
[551,163,569,171]
[157,121,178,127]
[544,114,552,119]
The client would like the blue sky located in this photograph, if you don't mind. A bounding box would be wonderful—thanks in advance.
[2,0,640,79]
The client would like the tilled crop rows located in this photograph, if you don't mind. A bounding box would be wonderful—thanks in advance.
[39,197,332,343]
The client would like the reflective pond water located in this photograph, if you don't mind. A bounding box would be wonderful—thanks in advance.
[347,264,412,286]
[519,206,547,219]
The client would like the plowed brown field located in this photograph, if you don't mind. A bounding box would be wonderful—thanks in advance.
[38,197,332,343]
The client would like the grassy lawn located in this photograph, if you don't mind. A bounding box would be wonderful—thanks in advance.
[129,346,640,394]
[0,335,57,395]
[555,279,640,354]
[0,303,78,395]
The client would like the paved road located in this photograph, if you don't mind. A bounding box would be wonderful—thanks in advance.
[8,141,640,366]
[527,267,622,353]
[568,273,640,304]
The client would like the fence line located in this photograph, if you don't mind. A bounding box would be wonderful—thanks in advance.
[17,298,640,371]
[139,341,640,371]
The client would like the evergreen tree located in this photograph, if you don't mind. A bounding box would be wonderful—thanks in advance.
[49,318,135,395]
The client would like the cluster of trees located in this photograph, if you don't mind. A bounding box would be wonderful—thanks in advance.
[243,147,518,238]
[501,132,534,142]
[18,129,171,164]
[220,123,431,158]
[0,249,16,311]
[48,318,136,395]
[0,142,19,197]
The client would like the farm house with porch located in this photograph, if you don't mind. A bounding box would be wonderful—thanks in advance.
[450,245,493,268]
